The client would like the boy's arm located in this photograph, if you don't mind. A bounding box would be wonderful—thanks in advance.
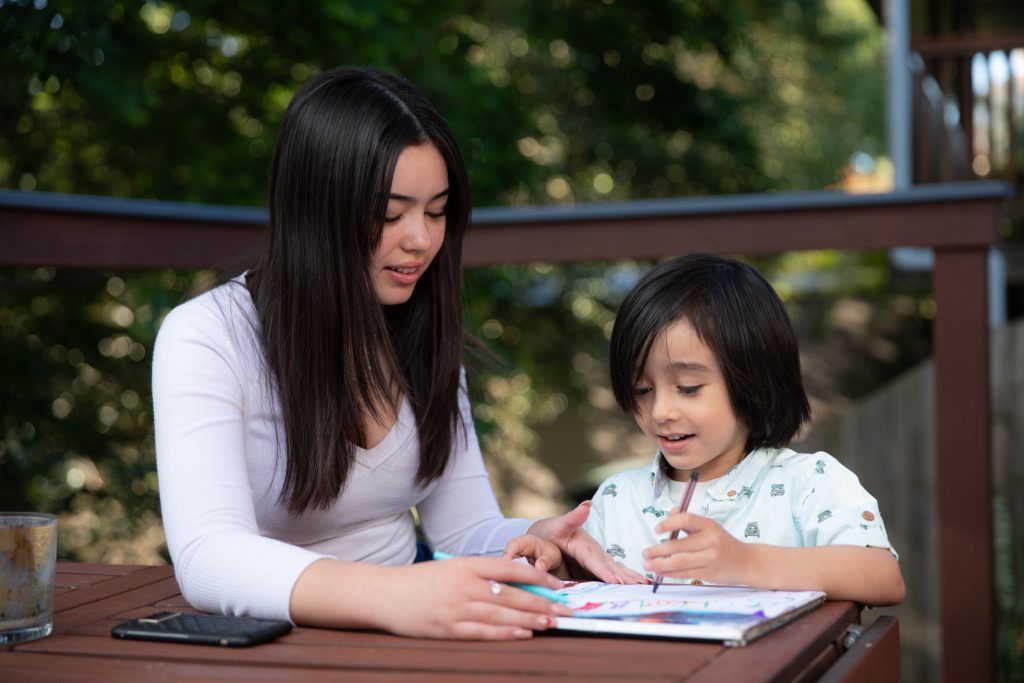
[741,543,905,605]
[643,512,906,606]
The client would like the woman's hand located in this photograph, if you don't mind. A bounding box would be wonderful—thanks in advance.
[291,556,573,640]
[643,512,753,585]
[527,501,648,585]
[503,534,567,578]
[379,557,574,639]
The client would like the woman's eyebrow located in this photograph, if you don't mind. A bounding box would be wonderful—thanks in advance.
[388,188,450,202]
[670,361,709,372]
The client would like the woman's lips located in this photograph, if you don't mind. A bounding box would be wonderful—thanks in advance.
[385,265,422,285]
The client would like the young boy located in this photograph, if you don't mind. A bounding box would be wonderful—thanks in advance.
[506,254,905,606]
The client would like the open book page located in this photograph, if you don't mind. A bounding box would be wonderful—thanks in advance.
[553,581,826,646]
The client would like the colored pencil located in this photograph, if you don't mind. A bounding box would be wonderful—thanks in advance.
[652,471,699,593]
[432,550,570,604]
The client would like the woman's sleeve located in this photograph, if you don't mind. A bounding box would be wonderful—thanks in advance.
[414,378,531,555]
[153,299,327,622]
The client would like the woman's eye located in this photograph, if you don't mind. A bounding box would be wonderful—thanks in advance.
[384,214,402,224]
[426,210,447,219]
[678,385,702,395]
[633,387,652,397]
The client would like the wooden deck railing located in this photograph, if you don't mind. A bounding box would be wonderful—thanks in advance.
[0,181,1011,683]
[912,32,1024,227]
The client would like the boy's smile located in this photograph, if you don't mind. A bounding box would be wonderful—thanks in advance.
[631,318,749,482]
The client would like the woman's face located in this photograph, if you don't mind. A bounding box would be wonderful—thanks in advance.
[371,143,449,306]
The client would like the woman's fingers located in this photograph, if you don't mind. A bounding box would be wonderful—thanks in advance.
[465,594,566,628]
[479,576,572,617]
[398,556,573,640]
[476,556,565,590]
[439,577,570,639]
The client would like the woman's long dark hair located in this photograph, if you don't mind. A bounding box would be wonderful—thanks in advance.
[251,66,471,514]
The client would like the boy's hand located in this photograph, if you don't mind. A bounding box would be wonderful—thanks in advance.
[527,501,649,585]
[643,512,754,586]
[643,512,906,606]
[504,534,567,578]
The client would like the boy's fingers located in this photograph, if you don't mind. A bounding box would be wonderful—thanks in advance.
[616,564,650,584]
[503,536,533,560]
[655,511,702,535]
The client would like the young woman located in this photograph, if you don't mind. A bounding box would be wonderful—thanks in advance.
[153,66,637,641]
[505,254,905,606]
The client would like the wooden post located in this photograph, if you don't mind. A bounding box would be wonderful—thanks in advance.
[932,248,994,683]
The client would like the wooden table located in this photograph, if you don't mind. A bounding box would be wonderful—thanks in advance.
[0,563,899,682]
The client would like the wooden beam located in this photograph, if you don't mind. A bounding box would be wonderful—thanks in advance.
[933,247,994,683]
[0,183,1007,269]
[913,30,1024,58]
[466,193,997,266]
[0,208,263,271]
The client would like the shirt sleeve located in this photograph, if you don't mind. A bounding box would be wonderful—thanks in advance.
[581,479,610,549]
[792,453,898,559]
[153,296,328,623]
[414,376,531,556]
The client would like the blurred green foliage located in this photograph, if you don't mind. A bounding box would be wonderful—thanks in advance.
[0,0,934,562]
[0,267,195,562]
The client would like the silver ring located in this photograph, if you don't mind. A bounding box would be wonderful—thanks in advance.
[489,580,502,598]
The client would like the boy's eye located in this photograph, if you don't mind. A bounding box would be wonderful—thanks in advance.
[678,385,702,396]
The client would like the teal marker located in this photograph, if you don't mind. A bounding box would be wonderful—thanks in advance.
[432,550,570,605]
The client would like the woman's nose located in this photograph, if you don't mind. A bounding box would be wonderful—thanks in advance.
[400,213,432,251]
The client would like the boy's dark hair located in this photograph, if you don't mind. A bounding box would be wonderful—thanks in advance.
[609,253,810,452]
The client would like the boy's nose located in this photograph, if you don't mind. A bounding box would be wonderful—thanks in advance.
[651,393,680,423]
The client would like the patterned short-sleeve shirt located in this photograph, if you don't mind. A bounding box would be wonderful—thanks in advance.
[581,447,897,583]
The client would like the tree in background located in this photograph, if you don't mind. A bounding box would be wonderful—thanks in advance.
[0,0,925,560]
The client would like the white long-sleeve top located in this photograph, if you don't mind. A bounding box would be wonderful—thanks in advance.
[152,278,530,621]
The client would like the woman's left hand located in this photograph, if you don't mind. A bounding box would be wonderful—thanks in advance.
[527,501,649,584]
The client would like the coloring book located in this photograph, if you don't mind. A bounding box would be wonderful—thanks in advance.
[552,581,826,647]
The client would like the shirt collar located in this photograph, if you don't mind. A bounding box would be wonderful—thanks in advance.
[646,448,781,503]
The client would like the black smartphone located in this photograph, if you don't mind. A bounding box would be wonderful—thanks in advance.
[111,611,292,647]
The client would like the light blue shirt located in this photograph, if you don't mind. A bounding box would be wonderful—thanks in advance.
[582,447,897,583]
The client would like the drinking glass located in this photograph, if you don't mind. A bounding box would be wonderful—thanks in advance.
[0,512,58,644]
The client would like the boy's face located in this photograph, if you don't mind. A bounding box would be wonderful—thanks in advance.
[631,318,749,482]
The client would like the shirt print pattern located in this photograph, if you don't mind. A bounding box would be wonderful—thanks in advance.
[580,447,897,585]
